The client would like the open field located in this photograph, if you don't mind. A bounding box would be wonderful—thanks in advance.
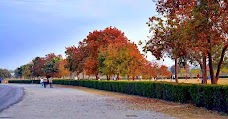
[153,78,228,85]
[104,78,228,85]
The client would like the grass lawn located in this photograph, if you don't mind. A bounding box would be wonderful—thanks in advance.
[151,78,228,85]
[114,78,228,85]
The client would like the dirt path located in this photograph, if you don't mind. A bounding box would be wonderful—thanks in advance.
[0,84,175,119]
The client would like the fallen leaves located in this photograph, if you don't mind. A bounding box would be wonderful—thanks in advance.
[57,85,228,119]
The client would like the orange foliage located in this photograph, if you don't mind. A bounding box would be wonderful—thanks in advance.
[158,65,171,78]
[57,59,70,78]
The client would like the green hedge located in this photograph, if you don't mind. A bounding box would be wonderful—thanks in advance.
[8,79,228,113]
[8,80,40,84]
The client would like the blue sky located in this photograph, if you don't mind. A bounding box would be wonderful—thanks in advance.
[0,0,173,70]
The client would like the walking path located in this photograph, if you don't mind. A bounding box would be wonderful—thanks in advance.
[0,84,174,119]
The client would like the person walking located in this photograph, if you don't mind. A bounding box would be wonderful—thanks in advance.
[185,75,188,82]
[49,78,53,88]
[0,77,2,84]
[40,77,44,87]
[197,73,200,81]
[43,78,47,88]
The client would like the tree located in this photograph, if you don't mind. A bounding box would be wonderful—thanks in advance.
[82,27,128,80]
[98,38,128,80]
[65,43,86,79]
[31,57,45,77]
[14,65,26,79]
[148,0,228,84]
[58,59,70,79]
[22,64,33,79]
[43,53,62,78]
[158,65,171,78]
[0,68,11,79]
[144,14,187,83]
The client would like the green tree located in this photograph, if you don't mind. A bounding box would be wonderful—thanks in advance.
[23,64,33,79]
[0,68,11,78]
[43,53,62,78]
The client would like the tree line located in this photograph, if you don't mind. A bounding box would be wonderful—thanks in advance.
[143,0,228,84]
[15,27,171,80]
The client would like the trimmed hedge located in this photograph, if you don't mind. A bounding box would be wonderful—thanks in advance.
[8,79,228,113]
[8,80,40,84]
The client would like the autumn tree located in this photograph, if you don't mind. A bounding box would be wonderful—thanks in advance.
[31,57,46,78]
[98,36,129,80]
[141,61,159,80]
[158,65,172,79]
[23,64,33,79]
[57,59,70,79]
[65,42,86,79]
[180,0,227,84]
[144,14,187,83]
[43,53,62,78]
[82,27,128,80]
[146,0,228,84]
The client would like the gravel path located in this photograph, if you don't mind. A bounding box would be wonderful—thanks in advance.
[0,84,175,119]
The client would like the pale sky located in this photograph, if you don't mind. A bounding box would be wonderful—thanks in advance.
[0,0,174,70]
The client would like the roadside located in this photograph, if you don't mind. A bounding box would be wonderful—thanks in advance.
[59,85,228,119]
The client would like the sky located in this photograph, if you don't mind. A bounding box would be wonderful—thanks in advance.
[0,0,174,70]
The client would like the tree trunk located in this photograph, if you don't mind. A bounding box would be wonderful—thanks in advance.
[82,70,84,80]
[70,72,73,79]
[208,51,216,84]
[175,57,179,83]
[106,75,109,80]
[95,73,99,80]
[202,55,207,84]
[117,73,120,80]
[215,45,228,84]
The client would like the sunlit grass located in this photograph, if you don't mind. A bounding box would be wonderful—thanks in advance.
[107,78,228,85]
[138,78,228,85]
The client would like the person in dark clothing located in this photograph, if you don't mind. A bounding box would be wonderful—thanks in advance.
[0,77,2,84]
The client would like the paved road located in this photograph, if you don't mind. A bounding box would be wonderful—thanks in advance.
[0,85,24,112]
[0,84,175,119]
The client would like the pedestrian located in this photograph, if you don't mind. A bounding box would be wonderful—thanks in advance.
[185,75,188,81]
[201,78,204,84]
[40,77,44,87]
[49,78,53,88]
[0,77,2,84]
[172,75,175,81]
[74,76,78,80]
[43,78,47,88]
[197,73,200,81]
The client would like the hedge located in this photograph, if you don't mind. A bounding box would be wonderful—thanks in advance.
[8,79,40,84]
[8,79,228,113]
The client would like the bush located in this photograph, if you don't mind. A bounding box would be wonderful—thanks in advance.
[219,76,228,78]
[8,79,228,113]
[8,79,40,84]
